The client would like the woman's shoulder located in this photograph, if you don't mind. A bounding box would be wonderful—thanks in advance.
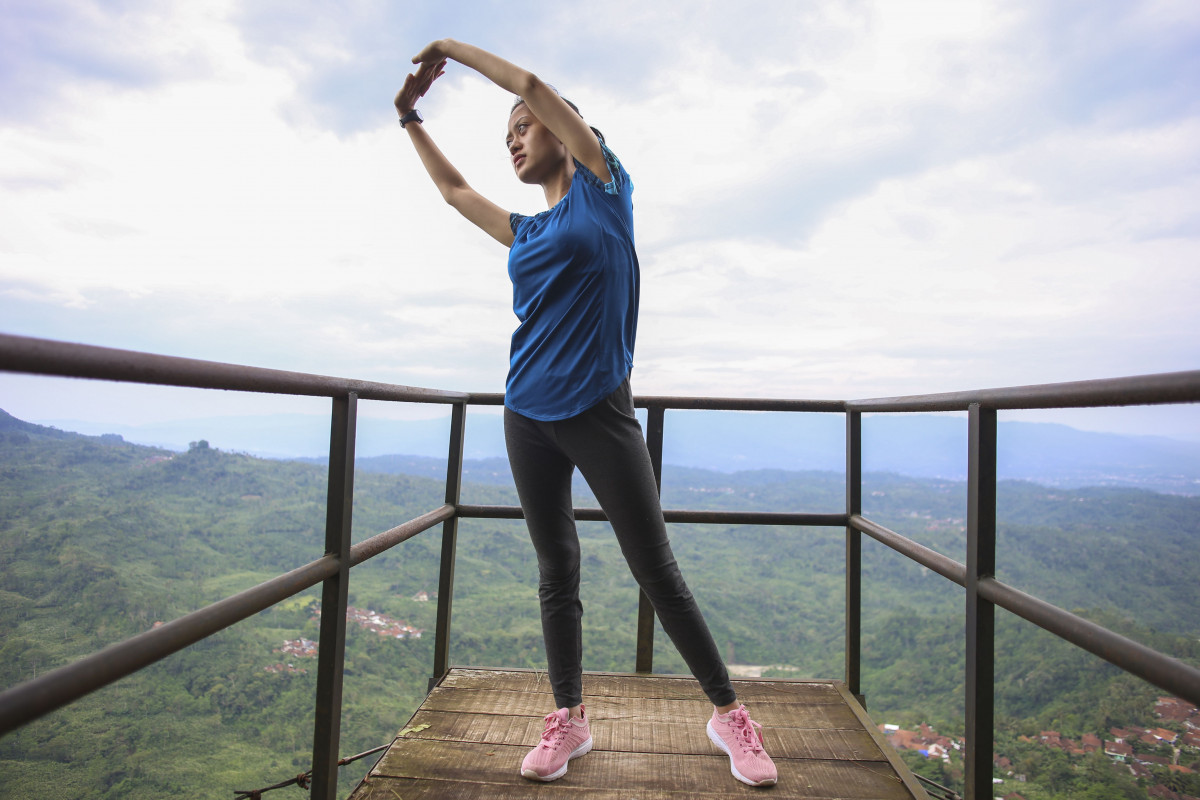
[573,142,630,196]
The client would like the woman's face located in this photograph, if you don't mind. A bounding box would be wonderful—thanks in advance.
[506,104,568,185]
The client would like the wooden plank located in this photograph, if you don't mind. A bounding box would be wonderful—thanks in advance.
[370,739,915,799]
[353,775,912,800]
[396,707,888,761]
[420,687,866,730]
[439,668,847,704]
[352,775,906,800]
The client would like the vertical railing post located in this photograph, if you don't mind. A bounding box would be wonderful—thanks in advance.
[964,402,997,800]
[636,405,666,673]
[845,410,862,702]
[430,401,467,691]
[310,392,357,800]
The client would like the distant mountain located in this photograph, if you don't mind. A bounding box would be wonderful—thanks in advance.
[1,408,83,441]
[30,409,1200,494]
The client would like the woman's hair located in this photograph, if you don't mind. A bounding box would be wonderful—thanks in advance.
[510,90,606,145]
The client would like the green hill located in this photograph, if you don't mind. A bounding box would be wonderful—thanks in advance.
[1,413,1197,798]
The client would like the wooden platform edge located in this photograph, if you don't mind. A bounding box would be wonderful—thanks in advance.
[832,681,931,800]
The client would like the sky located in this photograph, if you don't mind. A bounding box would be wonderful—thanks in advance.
[1,0,1198,440]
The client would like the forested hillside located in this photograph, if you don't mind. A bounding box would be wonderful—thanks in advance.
[1,411,1198,798]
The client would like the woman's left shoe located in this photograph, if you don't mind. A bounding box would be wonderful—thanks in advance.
[707,705,778,787]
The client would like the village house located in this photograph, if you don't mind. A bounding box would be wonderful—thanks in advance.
[1037,730,1087,755]
[310,603,425,640]
[1147,785,1200,800]
[877,723,959,762]
[1152,727,1178,744]
[1156,697,1199,724]
[1105,740,1134,762]
[277,638,318,658]
[264,662,306,675]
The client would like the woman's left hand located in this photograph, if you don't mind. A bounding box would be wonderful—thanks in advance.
[394,58,445,117]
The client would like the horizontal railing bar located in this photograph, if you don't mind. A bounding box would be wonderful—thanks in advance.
[979,577,1200,707]
[0,501,457,737]
[664,510,847,526]
[0,554,339,736]
[464,392,844,412]
[458,503,846,527]
[349,505,455,567]
[638,397,846,412]
[465,393,505,405]
[846,370,1200,413]
[0,334,467,404]
[851,514,968,586]
[850,513,1200,707]
[6,334,1196,416]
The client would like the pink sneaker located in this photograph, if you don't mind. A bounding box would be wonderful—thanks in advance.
[707,705,778,786]
[520,706,593,782]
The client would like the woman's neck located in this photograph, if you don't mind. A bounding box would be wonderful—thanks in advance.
[541,160,576,209]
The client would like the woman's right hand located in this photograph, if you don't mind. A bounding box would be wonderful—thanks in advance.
[412,39,456,67]
[394,58,446,118]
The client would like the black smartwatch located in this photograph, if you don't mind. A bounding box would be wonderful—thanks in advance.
[399,109,423,128]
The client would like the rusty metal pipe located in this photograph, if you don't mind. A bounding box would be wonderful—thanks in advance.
[457,503,846,528]
[979,577,1200,708]
[0,333,466,404]
[0,555,339,736]
[349,505,454,567]
[847,370,1200,413]
[851,514,968,586]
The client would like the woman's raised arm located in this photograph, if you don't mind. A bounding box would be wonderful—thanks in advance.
[394,60,514,247]
[412,39,611,184]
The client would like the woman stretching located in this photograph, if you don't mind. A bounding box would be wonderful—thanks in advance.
[394,39,777,788]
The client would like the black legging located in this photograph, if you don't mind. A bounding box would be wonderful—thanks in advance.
[504,378,736,709]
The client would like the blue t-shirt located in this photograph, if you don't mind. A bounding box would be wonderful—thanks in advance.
[505,144,639,421]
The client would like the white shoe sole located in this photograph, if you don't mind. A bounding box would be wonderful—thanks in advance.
[707,720,778,787]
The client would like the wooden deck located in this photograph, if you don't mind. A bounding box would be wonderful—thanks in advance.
[347,668,929,799]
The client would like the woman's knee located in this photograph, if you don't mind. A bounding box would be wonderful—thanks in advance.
[629,558,691,605]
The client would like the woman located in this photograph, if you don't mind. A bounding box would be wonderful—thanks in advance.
[394,39,777,788]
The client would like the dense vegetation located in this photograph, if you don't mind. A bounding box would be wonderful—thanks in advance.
[0,410,1197,798]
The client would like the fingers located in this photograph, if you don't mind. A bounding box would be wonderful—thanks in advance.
[395,59,446,112]
[414,58,446,82]
[412,59,446,96]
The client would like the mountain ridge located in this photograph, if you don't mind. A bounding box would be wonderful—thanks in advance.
[19,408,1200,494]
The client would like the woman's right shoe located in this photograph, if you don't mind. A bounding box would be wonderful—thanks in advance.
[520,705,593,781]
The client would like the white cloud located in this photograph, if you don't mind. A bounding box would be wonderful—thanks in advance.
[1,0,1198,439]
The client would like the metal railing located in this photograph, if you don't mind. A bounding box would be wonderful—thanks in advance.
[0,331,1198,800]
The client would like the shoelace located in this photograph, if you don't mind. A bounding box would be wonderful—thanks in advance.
[726,708,765,754]
[538,711,570,750]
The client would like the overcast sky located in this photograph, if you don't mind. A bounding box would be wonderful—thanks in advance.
[1,0,1198,439]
